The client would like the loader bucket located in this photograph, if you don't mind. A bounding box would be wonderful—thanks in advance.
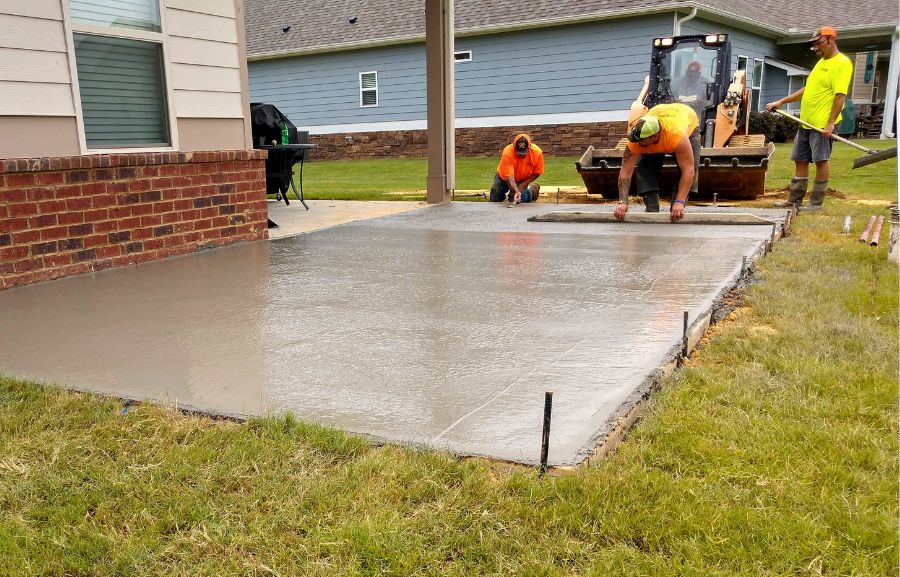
[575,137,775,200]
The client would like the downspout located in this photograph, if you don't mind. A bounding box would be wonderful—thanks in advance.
[673,6,698,36]
[881,25,899,139]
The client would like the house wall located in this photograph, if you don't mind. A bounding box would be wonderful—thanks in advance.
[248,15,674,134]
[0,0,252,159]
[760,65,790,109]
[0,150,268,291]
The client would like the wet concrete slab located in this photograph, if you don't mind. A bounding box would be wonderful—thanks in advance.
[0,203,788,465]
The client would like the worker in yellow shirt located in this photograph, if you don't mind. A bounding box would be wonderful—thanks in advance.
[766,26,853,211]
[615,102,700,223]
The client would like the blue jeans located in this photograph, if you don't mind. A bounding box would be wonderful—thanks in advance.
[490,174,537,203]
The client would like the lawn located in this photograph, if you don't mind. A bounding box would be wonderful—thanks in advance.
[1,142,898,575]
[296,139,897,201]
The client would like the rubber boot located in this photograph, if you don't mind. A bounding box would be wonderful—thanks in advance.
[799,180,828,212]
[773,177,808,208]
[642,192,660,212]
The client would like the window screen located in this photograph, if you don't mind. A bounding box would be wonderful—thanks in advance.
[70,0,161,32]
[74,34,169,147]
[360,71,378,107]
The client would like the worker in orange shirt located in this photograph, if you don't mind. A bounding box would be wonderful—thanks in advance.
[489,133,543,204]
[614,102,700,223]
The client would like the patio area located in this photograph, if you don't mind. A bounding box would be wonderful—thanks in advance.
[0,202,788,465]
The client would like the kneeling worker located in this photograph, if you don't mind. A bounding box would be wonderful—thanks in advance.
[614,103,700,223]
[490,133,543,204]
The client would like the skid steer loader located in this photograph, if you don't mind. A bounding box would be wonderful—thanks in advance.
[576,34,775,200]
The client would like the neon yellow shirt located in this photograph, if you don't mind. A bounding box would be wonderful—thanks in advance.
[800,52,853,129]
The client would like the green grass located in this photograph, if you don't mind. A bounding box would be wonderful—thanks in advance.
[2,144,898,575]
[294,139,896,201]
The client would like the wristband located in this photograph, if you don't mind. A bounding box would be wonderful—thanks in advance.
[672,199,686,206]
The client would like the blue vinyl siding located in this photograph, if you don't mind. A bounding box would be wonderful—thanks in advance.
[760,64,790,108]
[249,15,673,129]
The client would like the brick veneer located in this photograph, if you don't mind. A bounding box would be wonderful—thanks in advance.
[0,150,269,291]
[310,121,628,160]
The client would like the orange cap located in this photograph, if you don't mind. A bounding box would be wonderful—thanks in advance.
[809,26,837,42]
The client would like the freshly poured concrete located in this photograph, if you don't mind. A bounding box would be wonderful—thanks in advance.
[0,203,787,465]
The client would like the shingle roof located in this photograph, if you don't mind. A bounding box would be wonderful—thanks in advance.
[244,0,898,58]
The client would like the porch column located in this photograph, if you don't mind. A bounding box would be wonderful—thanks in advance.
[425,0,454,204]
[881,26,899,140]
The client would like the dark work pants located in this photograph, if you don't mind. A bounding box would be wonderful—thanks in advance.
[636,129,701,210]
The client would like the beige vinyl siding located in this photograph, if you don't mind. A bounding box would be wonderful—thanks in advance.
[166,4,243,120]
[0,7,75,119]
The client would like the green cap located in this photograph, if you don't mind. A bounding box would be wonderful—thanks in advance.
[628,115,661,142]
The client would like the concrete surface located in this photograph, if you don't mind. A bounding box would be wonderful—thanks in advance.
[267,199,426,239]
[0,202,788,466]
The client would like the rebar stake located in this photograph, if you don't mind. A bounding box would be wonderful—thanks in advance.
[539,391,553,477]
[741,255,748,275]
[682,310,689,358]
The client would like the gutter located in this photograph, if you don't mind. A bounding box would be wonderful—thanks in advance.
[673,7,698,36]
[248,2,786,61]
[777,24,899,44]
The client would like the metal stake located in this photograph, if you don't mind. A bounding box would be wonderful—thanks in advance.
[682,310,689,358]
[741,255,748,275]
[539,391,553,476]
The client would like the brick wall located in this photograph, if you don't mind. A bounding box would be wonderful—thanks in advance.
[0,150,268,291]
[310,121,628,161]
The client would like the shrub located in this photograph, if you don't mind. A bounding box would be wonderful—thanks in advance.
[748,111,799,143]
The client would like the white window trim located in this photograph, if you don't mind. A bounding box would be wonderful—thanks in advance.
[454,50,472,63]
[359,71,378,108]
[62,0,179,154]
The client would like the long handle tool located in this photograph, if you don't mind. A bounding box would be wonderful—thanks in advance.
[774,109,897,169]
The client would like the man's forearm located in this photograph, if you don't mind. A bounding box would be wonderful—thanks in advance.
[617,178,631,203]
[505,176,519,194]
[782,87,805,104]
[827,94,847,125]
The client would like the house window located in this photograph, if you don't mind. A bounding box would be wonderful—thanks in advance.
[454,50,472,63]
[752,58,764,111]
[360,71,378,107]
[69,1,170,148]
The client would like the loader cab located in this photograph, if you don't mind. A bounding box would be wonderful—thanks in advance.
[645,34,732,138]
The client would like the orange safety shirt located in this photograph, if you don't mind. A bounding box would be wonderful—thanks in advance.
[626,103,699,155]
[497,133,545,182]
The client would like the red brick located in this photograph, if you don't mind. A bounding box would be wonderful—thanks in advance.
[82,182,108,196]
[54,185,83,199]
[45,253,74,267]
[30,213,58,228]
[173,199,192,211]
[107,181,129,193]
[131,203,153,217]
[58,212,85,225]
[26,188,55,201]
[181,209,200,221]
[193,218,212,230]
[82,209,108,222]
[162,234,185,247]
[65,197,93,211]
[159,164,181,177]
[40,226,68,241]
[150,178,173,189]
[4,217,30,232]
[93,168,115,180]
[96,245,122,259]
[94,220,118,233]
[174,222,192,234]
[172,177,193,189]
[14,258,42,273]
[84,234,106,248]
[129,179,151,193]
[143,238,164,251]
[65,170,91,183]
[5,173,36,187]
[199,207,218,218]
[69,223,94,236]
[161,211,180,224]
[132,228,153,240]
[117,217,140,230]
[109,206,132,219]
[8,203,37,218]
[1,246,29,260]
[152,201,174,214]
[141,166,160,178]
[140,215,162,227]
[212,216,229,228]
[115,167,138,180]
[161,189,179,200]
[184,232,202,243]
[11,229,40,244]
[35,172,65,184]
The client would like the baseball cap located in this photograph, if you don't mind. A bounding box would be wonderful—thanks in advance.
[628,115,661,143]
[808,26,837,43]
[514,136,529,156]
[687,61,702,72]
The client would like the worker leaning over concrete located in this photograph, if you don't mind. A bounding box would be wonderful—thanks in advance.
[766,26,853,211]
[614,102,700,223]
[490,133,543,204]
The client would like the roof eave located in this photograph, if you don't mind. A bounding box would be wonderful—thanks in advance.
[777,23,900,45]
